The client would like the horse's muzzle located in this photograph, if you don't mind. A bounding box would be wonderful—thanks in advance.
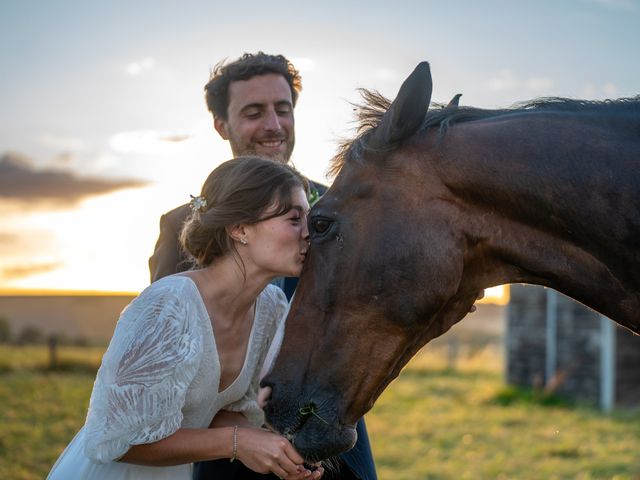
[263,386,357,461]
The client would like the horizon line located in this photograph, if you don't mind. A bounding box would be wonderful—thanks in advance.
[0,288,139,297]
[0,288,509,304]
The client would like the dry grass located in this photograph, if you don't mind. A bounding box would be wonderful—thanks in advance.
[0,345,638,479]
[368,346,640,479]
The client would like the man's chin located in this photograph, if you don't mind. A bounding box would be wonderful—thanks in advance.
[259,150,289,163]
[253,143,292,163]
[231,139,293,164]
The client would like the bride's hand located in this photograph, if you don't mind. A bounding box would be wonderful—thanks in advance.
[235,427,323,479]
[258,386,272,409]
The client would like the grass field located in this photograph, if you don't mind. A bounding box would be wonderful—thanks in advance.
[367,347,640,480]
[0,345,638,479]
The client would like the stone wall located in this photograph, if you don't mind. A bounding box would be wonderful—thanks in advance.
[616,326,640,407]
[506,284,640,408]
[553,299,600,402]
[506,285,547,388]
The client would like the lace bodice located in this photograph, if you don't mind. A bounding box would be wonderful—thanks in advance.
[81,275,287,464]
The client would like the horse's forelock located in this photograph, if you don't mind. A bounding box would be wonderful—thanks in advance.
[328,89,390,177]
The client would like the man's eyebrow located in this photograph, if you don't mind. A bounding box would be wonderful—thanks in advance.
[239,100,292,113]
[275,100,293,108]
[239,102,265,113]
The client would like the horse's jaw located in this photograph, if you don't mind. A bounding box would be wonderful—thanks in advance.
[263,294,479,461]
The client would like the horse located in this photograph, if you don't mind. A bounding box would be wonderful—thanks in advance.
[262,61,640,461]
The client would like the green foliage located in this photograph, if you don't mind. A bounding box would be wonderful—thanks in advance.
[491,385,573,408]
[15,326,45,345]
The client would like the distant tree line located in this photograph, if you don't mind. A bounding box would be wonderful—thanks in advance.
[0,315,90,346]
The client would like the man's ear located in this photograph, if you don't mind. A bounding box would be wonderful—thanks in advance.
[214,117,230,140]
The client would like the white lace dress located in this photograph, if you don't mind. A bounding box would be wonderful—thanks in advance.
[47,275,287,480]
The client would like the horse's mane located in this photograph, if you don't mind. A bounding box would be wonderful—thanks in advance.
[329,89,640,177]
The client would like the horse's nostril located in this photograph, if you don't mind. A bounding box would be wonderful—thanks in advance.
[299,403,330,425]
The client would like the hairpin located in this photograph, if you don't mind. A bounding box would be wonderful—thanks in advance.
[189,194,208,212]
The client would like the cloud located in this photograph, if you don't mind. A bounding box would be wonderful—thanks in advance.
[0,152,148,204]
[40,133,87,152]
[51,152,74,167]
[486,69,517,91]
[486,70,555,94]
[0,233,22,251]
[160,133,191,143]
[109,130,192,155]
[0,262,62,281]
[0,233,19,242]
[602,82,618,97]
[125,57,156,76]
[0,231,55,254]
[581,82,619,98]
[525,77,553,91]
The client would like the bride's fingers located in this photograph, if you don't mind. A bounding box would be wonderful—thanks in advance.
[282,442,305,466]
[272,464,288,479]
[274,455,304,479]
[274,463,308,480]
[258,386,272,408]
[311,465,324,479]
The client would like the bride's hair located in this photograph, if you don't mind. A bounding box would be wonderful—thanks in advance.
[180,156,307,268]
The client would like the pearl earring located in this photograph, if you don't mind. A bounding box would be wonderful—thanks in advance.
[240,238,248,245]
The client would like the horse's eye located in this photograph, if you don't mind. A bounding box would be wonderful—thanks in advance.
[312,218,331,235]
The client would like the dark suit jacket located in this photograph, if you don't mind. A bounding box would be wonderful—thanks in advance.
[149,203,194,282]
[148,181,377,480]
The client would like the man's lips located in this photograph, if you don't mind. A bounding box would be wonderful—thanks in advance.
[257,139,285,148]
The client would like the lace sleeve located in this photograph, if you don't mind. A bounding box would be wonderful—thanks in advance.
[83,284,203,463]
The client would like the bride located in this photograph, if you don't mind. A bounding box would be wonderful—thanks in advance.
[47,157,323,480]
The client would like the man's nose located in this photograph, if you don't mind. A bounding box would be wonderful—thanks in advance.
[263,109,282,132]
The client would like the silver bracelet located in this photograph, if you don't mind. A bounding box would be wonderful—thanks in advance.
[230,425,238,462]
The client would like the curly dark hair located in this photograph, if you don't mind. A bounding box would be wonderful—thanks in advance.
[204,52,302,121]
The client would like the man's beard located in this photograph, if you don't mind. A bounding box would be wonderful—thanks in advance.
[230,134,295,164]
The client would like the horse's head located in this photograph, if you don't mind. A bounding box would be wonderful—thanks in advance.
[262,63,481,461]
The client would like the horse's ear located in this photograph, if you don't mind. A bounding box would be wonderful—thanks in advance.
[447,93,462,108]
[370,61,433,148]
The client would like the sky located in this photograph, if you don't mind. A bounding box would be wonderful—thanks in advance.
[1,0,639,297]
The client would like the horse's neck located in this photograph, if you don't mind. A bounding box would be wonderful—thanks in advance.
[434,114,640,331]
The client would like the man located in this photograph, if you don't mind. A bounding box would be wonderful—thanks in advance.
[149,52,377,480]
